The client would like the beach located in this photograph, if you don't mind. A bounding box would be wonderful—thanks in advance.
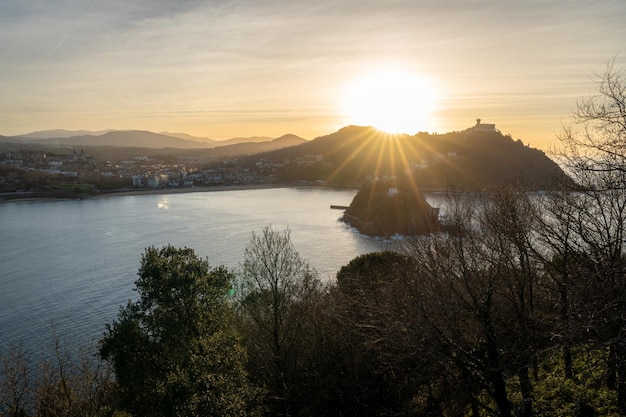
[0,183,342,203]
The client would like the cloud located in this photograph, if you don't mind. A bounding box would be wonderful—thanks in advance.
[0,0,625,142]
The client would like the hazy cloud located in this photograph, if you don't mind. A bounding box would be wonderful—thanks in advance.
[1,0,625,144]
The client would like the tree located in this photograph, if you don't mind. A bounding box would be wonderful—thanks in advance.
[406,199,515,417]
[237,226,323,416]
[1,336,114,417]
[553,57,626,180]
[333,252,451,417]
[0,344,31,417]
[478,188,552,417]
[548,58,626,412]
[100,245,260,417]
[399,189,556,417]
[36,336,113,417]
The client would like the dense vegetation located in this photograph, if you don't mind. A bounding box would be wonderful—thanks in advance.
[3,62,626,417]
[342,178,439,237]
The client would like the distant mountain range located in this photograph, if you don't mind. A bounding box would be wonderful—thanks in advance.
[16,129,117,139]
[3,129,290,149]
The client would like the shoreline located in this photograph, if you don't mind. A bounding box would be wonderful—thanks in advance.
[93,183,291,198]
[0,183,355,203]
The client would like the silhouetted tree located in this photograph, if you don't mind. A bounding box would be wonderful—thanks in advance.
[0,344,31,417]
[402,189,554,417]
[237,226,324,417]
[333,251,461,416]
[549,57,626,412]
[1,336,113,417]
[36,336,112,417]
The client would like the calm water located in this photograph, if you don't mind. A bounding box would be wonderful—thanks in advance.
[1,187,394,356]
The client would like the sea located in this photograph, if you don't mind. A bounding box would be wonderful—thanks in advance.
[0,186,407,357]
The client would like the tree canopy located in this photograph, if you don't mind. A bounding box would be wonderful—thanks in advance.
[100,245,261,417]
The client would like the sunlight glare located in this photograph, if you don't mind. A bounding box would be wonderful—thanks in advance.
[157,197,169,209]
[341,69,436,135]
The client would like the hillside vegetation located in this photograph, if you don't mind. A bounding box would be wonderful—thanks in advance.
[262,124,569,190]
[342,179,439,237]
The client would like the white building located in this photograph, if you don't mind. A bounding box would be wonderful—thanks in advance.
[473,118,496,131]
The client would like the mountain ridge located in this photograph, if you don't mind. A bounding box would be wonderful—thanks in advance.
[15,129,115,139]
[245,124,569,190]
[3,129,306,149]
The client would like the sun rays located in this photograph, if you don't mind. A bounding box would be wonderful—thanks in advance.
[324,128,429,205]
[331,68,439,206]
[340,69,437,135]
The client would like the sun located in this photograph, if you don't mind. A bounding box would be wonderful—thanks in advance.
[341,69,436,134]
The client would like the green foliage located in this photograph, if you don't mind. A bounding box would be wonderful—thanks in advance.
[51,184,95,194]
[504,349,620,417]
[100,245,261,417]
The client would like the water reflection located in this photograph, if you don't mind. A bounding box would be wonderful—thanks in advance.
[157,197,169,209]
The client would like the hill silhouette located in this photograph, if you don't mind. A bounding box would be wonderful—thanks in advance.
[16,129,115,139]
[49,130,208,148]
[342,179,440,237]
[191,134,306,158]
[5,130,304,150]
[255,124,569,190]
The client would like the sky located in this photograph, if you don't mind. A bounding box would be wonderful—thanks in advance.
[1,0,625,149]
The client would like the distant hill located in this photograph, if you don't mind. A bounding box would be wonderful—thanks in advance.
[219,136,275,146]
[15,129,114,139]
[272,134,306,146]
[192,134,307,158]
[39,130,210,148]
[156,132,280,147]
[5,130,306,150]
[251,125,570,190]
[159,132,218,146]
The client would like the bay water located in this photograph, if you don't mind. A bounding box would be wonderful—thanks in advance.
[1,187,394,356]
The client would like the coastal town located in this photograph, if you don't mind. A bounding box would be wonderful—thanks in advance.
[0,145,328,199]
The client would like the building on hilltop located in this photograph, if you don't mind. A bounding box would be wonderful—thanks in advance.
[473,118,496,131]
